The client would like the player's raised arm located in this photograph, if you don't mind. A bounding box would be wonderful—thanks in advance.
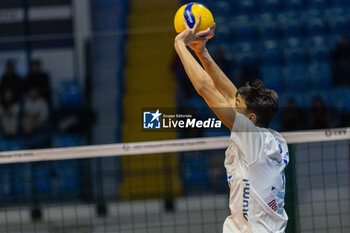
[188,23,237,106]
[174,17,236,129]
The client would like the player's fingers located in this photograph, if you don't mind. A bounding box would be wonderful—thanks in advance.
[207,23,215,39]
[196,27,211,37]
[182,18,190,30]
[193,15,201,31]
[195,36,208,42]
[196,39,208,44]
[188,41,198,47]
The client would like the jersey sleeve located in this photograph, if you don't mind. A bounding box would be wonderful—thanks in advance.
[230,112,265,165]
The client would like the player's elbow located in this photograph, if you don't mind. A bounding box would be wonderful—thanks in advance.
[196,80,214,96]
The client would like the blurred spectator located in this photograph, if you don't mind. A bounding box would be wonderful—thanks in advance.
[281,98,305,131]
[0,89,20,137]
[22,87,49,137]
[23,60,51,105]
[330,35,350,86]
[308,97,332,129]
[0,60,22,103]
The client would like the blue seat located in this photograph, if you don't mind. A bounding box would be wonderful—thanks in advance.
[12,163,29,198]
[284,48,307,64]
[285,0,305,10]
[325,7,347,19]
[56,165,80,192]
[229,15,257,40]
[207,42,220,55]
[236,0,257,14]
[58,80,82,107]
[257,13,282,39]
[327,16,349,34]
[327,34,343,48]
[261,0,283,11]
[306,36,330,61]
[307,0,329,8]
[283,37,303,50]
[261,66,283,91]
[308,62,332,88]
[328,0,349,5]
[53,134,85,147]
[181,152,211,192]
[259,40,283,65]
[303,9,327,35]
[233,42,258,65]
[283,37,308,64]
[325,7,348,34]
[283,65,308,90]
[213,20,231,43]
[210,1,233,16]
[281,91,308,107]
[0,167,12,198]
[33,165,52,195]
[0,138,24,151]
[305,18,326,35]
[304,8,324,18]
[279,11,304,36]
[329,88,349,109]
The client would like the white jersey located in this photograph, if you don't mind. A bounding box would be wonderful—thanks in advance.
[223,112,289,233]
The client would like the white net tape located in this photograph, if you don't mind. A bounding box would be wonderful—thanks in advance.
[0,127,349,164]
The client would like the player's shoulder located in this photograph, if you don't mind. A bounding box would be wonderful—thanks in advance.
[267,128,287,145]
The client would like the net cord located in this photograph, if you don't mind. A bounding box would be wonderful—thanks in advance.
[0,127,349,164]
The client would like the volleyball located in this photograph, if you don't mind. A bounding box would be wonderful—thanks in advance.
[174,2,214,33]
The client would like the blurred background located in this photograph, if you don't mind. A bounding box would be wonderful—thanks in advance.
[0,0,350,148]
[0,0,349,232]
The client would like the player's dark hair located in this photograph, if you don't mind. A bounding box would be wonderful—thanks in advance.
[237,80,278,128]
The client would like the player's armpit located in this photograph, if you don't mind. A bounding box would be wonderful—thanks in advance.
[197,83,236,130]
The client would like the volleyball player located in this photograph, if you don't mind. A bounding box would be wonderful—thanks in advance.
[174,16,289,233]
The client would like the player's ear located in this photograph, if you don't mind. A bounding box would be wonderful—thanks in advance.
[247,112,257,125]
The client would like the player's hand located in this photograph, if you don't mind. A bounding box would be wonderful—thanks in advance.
[174,15,211,46]
[188,23,215,53]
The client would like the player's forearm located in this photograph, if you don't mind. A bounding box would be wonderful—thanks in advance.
[174,40,214,93]
[196,49,237,101]
[174,40,236,130]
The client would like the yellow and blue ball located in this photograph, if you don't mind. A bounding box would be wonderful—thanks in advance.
[174,2,214,33]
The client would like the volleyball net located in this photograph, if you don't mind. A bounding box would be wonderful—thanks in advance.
[0,128,349,233]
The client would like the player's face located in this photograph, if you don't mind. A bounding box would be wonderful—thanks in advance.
[235,94,247,114]
[235,94,257,124]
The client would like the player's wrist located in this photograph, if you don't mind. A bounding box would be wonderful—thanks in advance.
[195,47,208,56]
[196,48,210,61]
[174,38,186,47]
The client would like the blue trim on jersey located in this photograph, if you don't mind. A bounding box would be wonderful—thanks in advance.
[278,144,282,154]
[184,3,195,29]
